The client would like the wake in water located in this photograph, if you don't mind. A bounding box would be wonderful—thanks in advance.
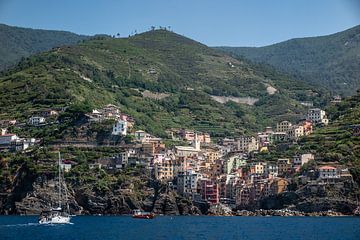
[0,223,39,227]
[1,222,74,227]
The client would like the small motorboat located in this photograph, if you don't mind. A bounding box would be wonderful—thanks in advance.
[132,209,155,219]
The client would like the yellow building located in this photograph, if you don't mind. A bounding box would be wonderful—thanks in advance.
[250,162,266,175]
[271,178,288,194]
[203,148,220,162]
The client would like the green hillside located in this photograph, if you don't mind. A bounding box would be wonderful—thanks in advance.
[0,23,89,71]
[300,91,360,182]
[0,30,324,138]
[218,25,360,96]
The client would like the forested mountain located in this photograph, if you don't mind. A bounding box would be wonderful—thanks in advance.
[218,25,360,96]
[0,29,324,137]
[0,23,89,71]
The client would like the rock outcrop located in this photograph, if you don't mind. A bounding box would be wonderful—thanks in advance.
[0,167,202,215]
[258,180,359,215]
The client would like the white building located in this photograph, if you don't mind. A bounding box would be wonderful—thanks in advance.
[175,133,201,157]
[11,138,36,151]
[0,134,19,145]
[293,153,314,170]
[177,169,198,196]
[287,125,304,141]
[265,163,278,178]
[60,163,72,172]
[28,116,45,125]
[318,166,339,179]
[112,119,127,135]
[307,108,329,125]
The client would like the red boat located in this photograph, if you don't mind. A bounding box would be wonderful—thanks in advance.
[132,210,155,219]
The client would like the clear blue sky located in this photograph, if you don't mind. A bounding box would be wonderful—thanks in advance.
[0,0,359,47]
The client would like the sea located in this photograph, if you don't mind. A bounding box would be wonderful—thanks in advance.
[1,215,360,240]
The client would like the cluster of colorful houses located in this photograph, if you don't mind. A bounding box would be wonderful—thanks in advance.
[1,104,348,208]
[86,104,135,136]
[75,105,345,207]
[0,121,38,152]
[0,109,62,152]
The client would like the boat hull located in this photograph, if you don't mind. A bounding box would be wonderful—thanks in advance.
[39,215,71,224]
[132,214,155,219]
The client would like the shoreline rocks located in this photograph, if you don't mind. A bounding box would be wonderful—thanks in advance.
[234,209,349,217]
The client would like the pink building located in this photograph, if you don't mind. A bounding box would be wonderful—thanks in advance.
[199,179,219,204]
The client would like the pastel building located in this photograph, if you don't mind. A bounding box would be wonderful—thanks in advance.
[177,169,198,196]
[318,166,339,179]
[112,119,127,135]
[198,179,219,204]
[287,125,304,141]
[307,108,329,125]
[28,116,45,125]
[292,153,314,171]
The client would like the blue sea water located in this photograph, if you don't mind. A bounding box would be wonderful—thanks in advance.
[0,215,359,240]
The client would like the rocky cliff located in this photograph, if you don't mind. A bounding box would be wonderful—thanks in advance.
[0,164,205,216]
[258,180,359,215]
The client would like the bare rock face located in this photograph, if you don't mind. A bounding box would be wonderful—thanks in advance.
[208,203,233,216]
[177,198,202,215]
[152,192,179,215]
[13,179,83,215]
[147,180,202,215]
[0,164,38,214]
[295,198,357,214]
[74,188,142,215]
[258,180,359,215]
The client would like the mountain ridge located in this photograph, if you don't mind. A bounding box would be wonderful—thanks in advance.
[0,29,324,137]
[217,25,360,96]
[0,23,90,71]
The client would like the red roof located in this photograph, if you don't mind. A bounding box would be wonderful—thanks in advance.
[0,134,16,137]
[319,166,336,170]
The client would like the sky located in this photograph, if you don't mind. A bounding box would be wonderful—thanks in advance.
[0,0,359,47]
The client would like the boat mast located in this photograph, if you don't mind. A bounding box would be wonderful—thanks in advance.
[58,151,61,209]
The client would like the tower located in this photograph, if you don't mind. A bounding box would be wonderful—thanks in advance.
[194,133,201,151]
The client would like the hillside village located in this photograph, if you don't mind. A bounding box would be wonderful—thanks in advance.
[2,100,356,215]
[0,25,359,216]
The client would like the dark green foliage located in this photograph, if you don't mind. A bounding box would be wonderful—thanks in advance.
[217,25,360,96]
[0,23,89,71]
[66,101,93,115]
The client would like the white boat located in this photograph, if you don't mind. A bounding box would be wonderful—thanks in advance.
[38,152,72,224]
[38,209,71,224]
[132,209,155,219]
